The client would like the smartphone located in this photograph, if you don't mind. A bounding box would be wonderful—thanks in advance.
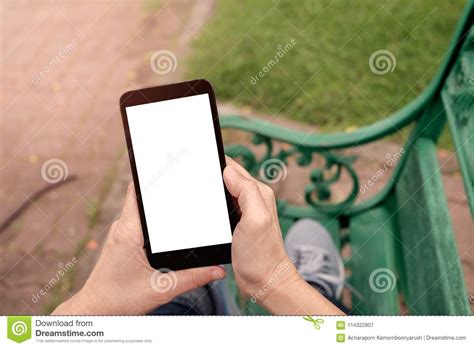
[120,80,239,271]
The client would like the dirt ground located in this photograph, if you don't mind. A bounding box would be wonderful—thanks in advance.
[0,0,472,315]
[0,0,217,314]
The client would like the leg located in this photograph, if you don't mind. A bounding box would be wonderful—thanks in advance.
[149,286,215,315]
[149,274,240,315]
[285,218,351,314]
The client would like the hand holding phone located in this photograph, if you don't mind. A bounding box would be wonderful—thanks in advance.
[54,170,341,315]
[53,80,341,316]
[52,183,226,315]
[120,80,238,271]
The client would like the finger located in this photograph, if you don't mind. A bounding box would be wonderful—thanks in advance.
[226,156,276,200]
[223,165,268,217]
[225,156,257,182]
[225,160,277,215]
[116,182,143,244]
[170,266,226,297]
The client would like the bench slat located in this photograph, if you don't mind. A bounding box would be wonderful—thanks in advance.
[396,137,471,314]
[349,205,400,315]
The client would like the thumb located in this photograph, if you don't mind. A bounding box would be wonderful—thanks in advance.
[160,266,226,298]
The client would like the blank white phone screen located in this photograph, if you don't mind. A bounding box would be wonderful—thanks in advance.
[126,93,232,253]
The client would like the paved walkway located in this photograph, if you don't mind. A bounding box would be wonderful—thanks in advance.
[0,0,216,314]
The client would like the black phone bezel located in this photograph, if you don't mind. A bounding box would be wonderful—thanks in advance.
[119,79,239,271]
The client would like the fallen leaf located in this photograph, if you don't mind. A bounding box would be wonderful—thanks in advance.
[28,154,38,164]
[86,239,99,251]
[345,125,358,133]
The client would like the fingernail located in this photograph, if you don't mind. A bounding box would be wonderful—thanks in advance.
[211,267,225,280]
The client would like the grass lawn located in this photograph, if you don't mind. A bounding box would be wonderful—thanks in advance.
[186,0,467,149]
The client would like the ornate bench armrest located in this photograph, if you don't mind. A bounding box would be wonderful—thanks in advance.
[220,90,427,151]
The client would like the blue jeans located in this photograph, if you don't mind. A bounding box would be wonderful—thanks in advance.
[150,279,350,315]
[149,275,239,315]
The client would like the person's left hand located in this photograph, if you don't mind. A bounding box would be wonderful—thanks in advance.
[52,183,226,315]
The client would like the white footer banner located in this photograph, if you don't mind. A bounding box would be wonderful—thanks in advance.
[1,316,472,347]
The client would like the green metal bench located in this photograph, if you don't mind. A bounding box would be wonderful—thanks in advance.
[221,0,473,315]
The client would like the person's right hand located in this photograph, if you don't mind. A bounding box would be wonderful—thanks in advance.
[223,157,300,304]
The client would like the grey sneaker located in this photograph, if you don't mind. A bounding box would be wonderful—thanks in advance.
[285,219,345,299]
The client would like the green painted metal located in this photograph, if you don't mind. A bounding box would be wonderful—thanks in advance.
[349,204,400,315]
[221,0,474,217]
[221,0,473,315]
[442,25,474,217]
[225,139,359,215]
[396,138,470,314]
[228,212,342,316]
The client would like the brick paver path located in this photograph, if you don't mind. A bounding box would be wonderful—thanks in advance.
[1,0,216,314]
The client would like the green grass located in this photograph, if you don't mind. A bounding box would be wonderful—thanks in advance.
[143,0,161,13]
[187,0,467,149]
